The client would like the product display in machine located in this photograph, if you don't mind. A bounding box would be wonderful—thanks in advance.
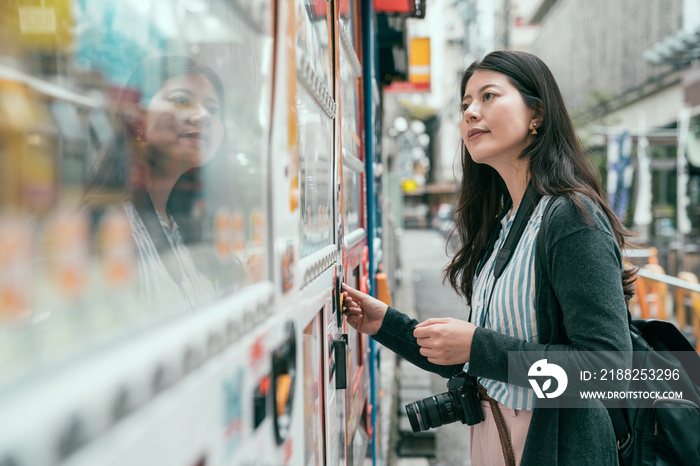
[295,0,335,260]
[298,91,334,258]
[339,30,363,239]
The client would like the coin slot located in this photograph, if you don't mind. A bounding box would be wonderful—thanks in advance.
[272,322,296,444]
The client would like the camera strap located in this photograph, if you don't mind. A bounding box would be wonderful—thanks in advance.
[469,184,542,327]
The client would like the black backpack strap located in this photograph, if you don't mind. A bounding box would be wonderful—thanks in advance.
[494,184,542,279]
[536,196,632,446]
[472,184,542,326]
[476,197,512,278]
[607,405,631,447]
[535,195,556,283]
[470,197,510,323]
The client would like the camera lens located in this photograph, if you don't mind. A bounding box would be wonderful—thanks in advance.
[405,392,458,433]
[405,400,426,432]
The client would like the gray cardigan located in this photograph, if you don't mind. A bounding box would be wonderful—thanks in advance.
[375,195,632,465]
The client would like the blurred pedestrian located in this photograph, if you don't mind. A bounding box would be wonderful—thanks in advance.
[343,50,634,466]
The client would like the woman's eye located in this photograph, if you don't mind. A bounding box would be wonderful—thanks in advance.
[170,95,191,106]
[483,92,494,101]
[208,106,220,116]
[460,103,469,113]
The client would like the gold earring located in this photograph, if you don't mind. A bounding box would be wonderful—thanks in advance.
[531,123,538,135]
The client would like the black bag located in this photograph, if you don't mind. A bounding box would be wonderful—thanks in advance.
[610,319,700,466]
[537,197,700,466]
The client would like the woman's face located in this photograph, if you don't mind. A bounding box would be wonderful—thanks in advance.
[459,70,535,170]
[142,73,224,172]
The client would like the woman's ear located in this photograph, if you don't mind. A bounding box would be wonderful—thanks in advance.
[132,122,144,141]
[125,104,146,140]
[531,102,544,130]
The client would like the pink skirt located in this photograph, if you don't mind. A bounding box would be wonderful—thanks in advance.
[469,400,533,466]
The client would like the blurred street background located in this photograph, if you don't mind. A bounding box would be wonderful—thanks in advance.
[381,0,700,284]
[382,228,471,466]
[379,7,700,459]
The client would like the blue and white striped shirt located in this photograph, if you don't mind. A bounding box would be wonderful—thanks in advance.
[124,203,215,315]
[468,196,551,410]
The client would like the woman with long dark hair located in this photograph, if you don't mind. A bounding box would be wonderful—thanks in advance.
[84,55,242,313]
[343,51,634,465]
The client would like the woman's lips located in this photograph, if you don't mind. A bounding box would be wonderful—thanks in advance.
[468,129,489,141]
[180,132,209,144]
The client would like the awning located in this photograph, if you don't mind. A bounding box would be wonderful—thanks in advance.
[644,25,700,67]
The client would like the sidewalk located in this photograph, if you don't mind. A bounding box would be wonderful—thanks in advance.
[377,241,430,466]
[378,228,471,466]
[380,229,470,466]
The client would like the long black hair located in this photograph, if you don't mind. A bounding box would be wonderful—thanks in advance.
[445,50,635,304]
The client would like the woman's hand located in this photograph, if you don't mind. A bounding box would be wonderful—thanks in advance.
[342,283,388,335]
[414,318,476,365]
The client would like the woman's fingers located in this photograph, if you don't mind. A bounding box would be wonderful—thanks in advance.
[415,317,450,328]
[347,312,364,329]
[342,283,365,301]
[343,291,363,329]
[343,297,362,316]
[342,293,363,313]
[414,323,441,339]
[341,293,352,308]
[415,337,431,347]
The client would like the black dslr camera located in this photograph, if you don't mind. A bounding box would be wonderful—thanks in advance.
[404,371,484,433]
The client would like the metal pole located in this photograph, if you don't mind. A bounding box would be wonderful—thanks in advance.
[634,113,652,244]
[362,1,379,463]
[503,0,510,49]
[677,107,692,272]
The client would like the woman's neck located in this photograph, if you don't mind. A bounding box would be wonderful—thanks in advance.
[147,175,178,228]
[496,159,530,209]
[506,177,528,209]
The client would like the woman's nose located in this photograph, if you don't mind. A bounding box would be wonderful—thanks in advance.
[464,103,480,121]
[189,104,211,125]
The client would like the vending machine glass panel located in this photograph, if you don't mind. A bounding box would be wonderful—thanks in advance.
[0,0,273,388]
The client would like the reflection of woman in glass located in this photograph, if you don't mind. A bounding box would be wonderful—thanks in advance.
[85,56,241,312]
